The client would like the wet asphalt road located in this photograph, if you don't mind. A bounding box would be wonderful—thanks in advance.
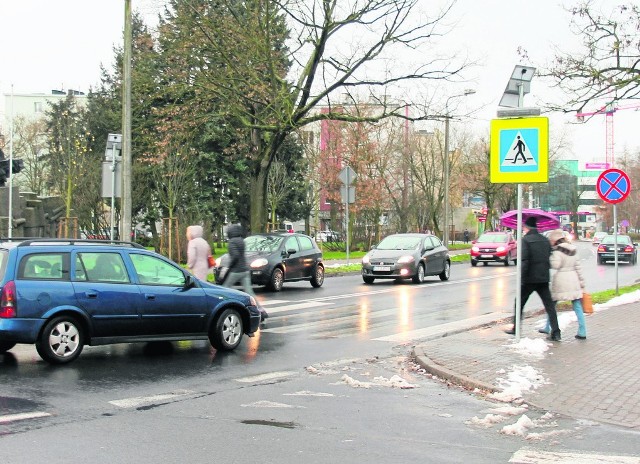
[1,241,639,462]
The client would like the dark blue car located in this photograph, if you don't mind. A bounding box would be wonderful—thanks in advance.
[0,239,261,364]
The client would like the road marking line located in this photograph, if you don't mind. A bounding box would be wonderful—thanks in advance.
[234,371,298,383]
[259,299,289,306]
[262,301,333,315]
[0,411,51,424]
[262,307,402,334]
[373,312,510,342]
[510,447,640,463]
[109,390,195,408]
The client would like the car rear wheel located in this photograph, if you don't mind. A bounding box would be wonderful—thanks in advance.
[209,308,244,351]
[412,263,425,284]
[268,267,284,292]
[310,264,325,288]
[362,276,375,284]
[483,262,488,266]
[36,316,84,364]
[439,261,451,281]
[597,256,604,265]
[0,341,16,353]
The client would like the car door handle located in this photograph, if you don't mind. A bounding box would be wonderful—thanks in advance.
[85,292,98,299]
[145,294,156,300]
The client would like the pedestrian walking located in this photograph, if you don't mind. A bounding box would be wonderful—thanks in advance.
[539,229,587,339]
[186,225,212,281]
[223,224,268,320]
[505,216,561,341]
[463,229,470,244]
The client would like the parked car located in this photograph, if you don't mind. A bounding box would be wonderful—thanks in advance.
[0,239,261,364]
[214,232,324,292]
[361,233,450,284]
[470,231,517,267]
[315,230,342,242]
[596,234,638,265]
[592,231,607,245]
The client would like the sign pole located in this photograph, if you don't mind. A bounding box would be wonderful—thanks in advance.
[515,184,522,341]
[345,168,350,265]
[614,204,619,294]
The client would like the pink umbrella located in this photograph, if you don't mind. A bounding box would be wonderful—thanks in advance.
[499,209,561,232]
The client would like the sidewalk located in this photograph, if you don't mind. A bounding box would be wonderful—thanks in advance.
[413,299,640,429]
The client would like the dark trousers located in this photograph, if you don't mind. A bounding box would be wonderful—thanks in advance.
[513,282,560,335]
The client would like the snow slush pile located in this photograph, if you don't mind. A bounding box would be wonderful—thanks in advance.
[505,337,549,359]
[336,374,418,389]
[489,365,548,403]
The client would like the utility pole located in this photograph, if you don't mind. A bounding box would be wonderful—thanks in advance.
[121,0,133,241]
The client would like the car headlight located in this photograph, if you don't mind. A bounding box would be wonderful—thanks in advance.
[397,255,415,264]
[249,296,258,306]
[471,246,479,252]
[496,246,506,252]
[215,257,225,267]
[250,258,269,268]
[362,254,370,264]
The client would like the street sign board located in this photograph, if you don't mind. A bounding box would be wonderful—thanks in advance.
[339,166,356,185]
[490,117,549,183]
[340,185,355,204]
[596,168,631,204]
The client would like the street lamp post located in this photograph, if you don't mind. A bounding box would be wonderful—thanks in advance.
[443,89,475,246]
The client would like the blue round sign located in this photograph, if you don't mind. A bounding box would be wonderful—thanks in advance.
[596,168,631,204]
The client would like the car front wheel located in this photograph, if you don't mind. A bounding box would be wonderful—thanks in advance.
[470,260,477,267]
[412,263,425,284]
[268,267,284,292]
[36,316,84,364]
[439,261,451,281]
[310,264,325,288]
[0,341,16,353]
[209,308,244,351]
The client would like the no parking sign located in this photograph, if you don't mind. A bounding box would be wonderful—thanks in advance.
[596,169,631,204]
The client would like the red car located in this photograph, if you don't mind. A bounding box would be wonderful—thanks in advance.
[470,231,517,266]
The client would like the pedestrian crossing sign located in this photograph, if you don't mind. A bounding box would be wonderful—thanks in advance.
[490,117,548,183]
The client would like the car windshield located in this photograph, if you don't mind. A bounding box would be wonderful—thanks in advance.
[477,234,508,243]
[594,232,606,238]
[377,235,422,250]
[601,235,631,245]
[245,235,284,252]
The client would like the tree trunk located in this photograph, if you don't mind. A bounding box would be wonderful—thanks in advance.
[250,166,269,233]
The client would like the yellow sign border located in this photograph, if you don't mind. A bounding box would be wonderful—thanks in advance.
[490,117,549,183]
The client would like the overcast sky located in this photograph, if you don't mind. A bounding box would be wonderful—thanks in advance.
[1,0,638,163]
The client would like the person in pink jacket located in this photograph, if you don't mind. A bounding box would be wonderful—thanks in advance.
[186,225,212,281]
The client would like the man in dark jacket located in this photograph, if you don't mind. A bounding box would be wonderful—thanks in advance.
[223,224,268,320]
[505,216,561,341]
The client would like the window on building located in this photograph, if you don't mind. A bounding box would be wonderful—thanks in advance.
[34,102,43,113]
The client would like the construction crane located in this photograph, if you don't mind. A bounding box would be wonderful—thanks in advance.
[577,102,640,167]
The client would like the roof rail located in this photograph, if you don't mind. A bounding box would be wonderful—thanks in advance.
[10,238,145,249]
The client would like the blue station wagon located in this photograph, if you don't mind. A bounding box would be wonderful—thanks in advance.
[0,239,261,364]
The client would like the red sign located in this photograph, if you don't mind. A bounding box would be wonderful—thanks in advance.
[596,168,631,204]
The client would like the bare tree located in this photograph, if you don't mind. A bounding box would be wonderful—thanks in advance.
[545,2,640,113]
[9,116,49,196]
[181,0,463,232]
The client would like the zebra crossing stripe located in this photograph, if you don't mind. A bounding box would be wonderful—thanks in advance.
[510,447,640,463]
[0,412,51,424]
[262,301,332,315]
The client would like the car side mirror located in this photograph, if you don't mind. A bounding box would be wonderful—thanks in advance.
[370,245,377,250]
[184,274,196,289]
[287,248,297,256]
[471,240,477,244]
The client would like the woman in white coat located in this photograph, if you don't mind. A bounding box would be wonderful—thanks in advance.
[186,225,212,281]
[540,229,587,339]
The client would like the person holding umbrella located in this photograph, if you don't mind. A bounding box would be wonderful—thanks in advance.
[505,216,561,341]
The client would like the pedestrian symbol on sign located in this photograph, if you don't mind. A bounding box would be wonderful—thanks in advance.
[502,131,536,166]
